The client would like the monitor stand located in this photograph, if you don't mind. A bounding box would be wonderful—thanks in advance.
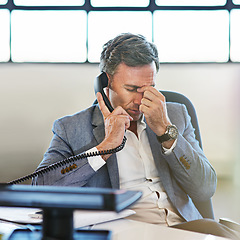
[42,208,74,240]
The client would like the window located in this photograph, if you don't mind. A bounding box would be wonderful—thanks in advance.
[91,0,149,7]
[230,10,240,62]
[11,10,87,62]
[14,0,84,6]
[88,11,152,62]
[1,0,240,63]
[233,0,240,4]
[0,9,10,62]
[0,0,7,4]
[156,0,226,6]
[153,10,229,62]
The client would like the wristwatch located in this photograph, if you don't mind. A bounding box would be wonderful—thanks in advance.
[156,125,178,143]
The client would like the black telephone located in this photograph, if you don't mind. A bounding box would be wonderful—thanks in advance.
[7,72,126,185]
[94,72,114,112]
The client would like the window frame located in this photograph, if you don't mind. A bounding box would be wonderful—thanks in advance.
[0,0,240,63]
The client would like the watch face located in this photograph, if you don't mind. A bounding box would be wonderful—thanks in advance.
[156,125,178,143]
[168,125,178,139]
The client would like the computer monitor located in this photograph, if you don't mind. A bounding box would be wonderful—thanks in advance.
[0,184,142,240]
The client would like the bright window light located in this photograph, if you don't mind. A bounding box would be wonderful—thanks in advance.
[0,9,10,62]
[230,10,240,62]
[88,11,152,62]
[153,10,229,62]
[11,10,87,63]
[233,0,240,4]
[14,0,84,6]
[156,0,226,6]
[0,0,7,4]
[91,0,149,7]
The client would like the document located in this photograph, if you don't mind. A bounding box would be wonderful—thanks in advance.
[0,206,135,228]
[74,209,135,228]
[0,207,41,224]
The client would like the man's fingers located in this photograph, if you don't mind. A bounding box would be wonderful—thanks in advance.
[138,87,166,109]
[137,86,165,100]
[141,97,152,108]
[96,92,110,118]
[137,85,158,94]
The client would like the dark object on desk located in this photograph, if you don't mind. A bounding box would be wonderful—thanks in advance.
[0,184,142,240]
[8,228,111,240]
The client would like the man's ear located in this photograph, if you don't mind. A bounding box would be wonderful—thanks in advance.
[105,72,112,89]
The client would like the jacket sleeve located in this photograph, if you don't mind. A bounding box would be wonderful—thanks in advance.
[32,119,97,187]
[162,104,217,202]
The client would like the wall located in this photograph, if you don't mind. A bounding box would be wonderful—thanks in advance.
[0,63,239,184]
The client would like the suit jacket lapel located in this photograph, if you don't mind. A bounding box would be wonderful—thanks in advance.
[91,106,120,189]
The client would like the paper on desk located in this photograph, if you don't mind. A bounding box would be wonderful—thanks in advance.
[0,207,42,224]
[74,209,135,228]
[0,206,135,228]
[29,209,136,228]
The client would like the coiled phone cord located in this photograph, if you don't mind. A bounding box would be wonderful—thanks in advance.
[8,136,127,185]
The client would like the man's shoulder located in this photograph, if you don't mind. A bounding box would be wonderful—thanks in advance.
[56,105,101,125]
[166,102,185,111]
[166,102,189,125]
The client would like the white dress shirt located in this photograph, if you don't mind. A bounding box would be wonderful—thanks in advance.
[87,117,185,226]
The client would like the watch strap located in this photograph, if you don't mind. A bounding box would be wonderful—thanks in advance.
[156,133,171,143]
[156,125,178,144]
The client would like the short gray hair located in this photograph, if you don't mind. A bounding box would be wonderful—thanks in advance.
[99,33,159,75]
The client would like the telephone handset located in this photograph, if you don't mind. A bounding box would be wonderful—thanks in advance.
[94,72,114,112]
[6,72,126,185]
[94,71,127,150]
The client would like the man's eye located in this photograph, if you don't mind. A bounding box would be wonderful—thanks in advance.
[126,88,136,92]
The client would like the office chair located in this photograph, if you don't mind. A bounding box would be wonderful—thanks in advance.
[162,90,240,232]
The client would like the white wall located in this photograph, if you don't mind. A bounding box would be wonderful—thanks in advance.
[0,63,240,184]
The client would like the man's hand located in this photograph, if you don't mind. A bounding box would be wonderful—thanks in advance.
[96,92,133,160]
[137,86,175,149]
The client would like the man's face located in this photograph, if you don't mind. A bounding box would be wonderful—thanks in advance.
[106,62,157,122]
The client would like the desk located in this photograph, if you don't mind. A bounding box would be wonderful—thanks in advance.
[0,207,230,240]
[92,219,230,240]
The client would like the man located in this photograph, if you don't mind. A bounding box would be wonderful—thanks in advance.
[34,33,239,239]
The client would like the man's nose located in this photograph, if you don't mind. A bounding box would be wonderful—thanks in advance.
[133,92,143,105]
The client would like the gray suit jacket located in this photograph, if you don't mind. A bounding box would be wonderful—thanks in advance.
[35,102,217,222]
